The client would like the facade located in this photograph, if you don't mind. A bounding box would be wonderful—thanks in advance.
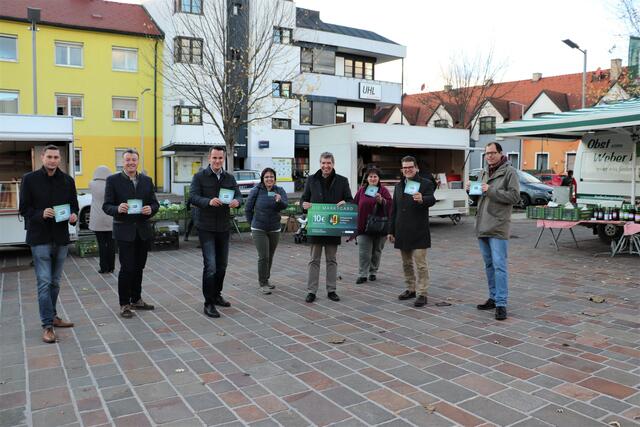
[385,60,629,172]
[143,0,405,194]
[0,0,163,189]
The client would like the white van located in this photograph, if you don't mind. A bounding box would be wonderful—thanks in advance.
[575,131,639,241]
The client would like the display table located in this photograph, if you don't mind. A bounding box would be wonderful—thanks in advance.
[535,220,640,256]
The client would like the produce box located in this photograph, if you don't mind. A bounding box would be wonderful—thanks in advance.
[155,203,187,221]
[152,222,179,250]
[562,209,580,221]
[76,236,98,257]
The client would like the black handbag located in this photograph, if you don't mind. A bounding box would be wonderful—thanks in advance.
[364,203,389,236]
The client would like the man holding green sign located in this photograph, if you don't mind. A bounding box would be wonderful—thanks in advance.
[301,152,353,303]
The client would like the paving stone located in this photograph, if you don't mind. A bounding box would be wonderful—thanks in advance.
[107,397,143,419]
[185,392,223,411]
[566,401,609,420]
[397,405,455,427]
[322,386,365,407]
[459,396,527,425]
[31,404,77,427]
[198,406,238,426]
[531,404,606,427]
[421,379,477,403]
[0,407,26,426]
[261,374,309,397]
[591,395,632,414]
[146,396,194,424]
[135,381,177,402]
[284,390,350,425]
[424,362,469,380]
[337,374,380,393]
[347,401,396,425]
[491,389,548,412]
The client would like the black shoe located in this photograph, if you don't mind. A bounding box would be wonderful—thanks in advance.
[477,298,496,310]
[327,292,340,302]
[368,274,376,281]
[204,304,220,318]
[495,306,507,321]
[98,269,106,274]
[305,293,316,303]
[214,295,231,307]
[414,295,427,307]
[355,277,367,284]
[398,290,416,300]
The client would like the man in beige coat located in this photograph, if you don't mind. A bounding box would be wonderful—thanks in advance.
[470,142,520,320]
[89,166,115,273]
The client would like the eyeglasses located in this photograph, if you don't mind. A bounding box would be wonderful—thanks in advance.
[485,152,500,156]
[401,166,415,170]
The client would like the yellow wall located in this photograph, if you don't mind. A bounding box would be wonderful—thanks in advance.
[0,20,163,189]
[522,139,579,174]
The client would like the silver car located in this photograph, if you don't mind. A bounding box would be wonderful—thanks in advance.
[231,170,260,197]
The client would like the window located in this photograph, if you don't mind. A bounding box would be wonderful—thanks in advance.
[0,35,17,61]
[115,149,127,170]
[342,56,375,79]
[56,94,83,118]
[174,37,203,64]
[74,148,82,175]
[55,42,83,67]
[336,106,347,123]
[175,0,202,14]
[273,27,292,44]
[508,152,519,169]
[533,112,553,118]
[272,118,291,130]
[300,100,335,126]
[566,152,576,172]
[535,153,549,170]
[364,107,374,123]
[300,48,334,75]
[434,119,449,128]
[173,105,202,125]
[272,81,291,98]
[112,47,138,72]
[229,47,241,61]
[112,97,137,120]
[232,2,242,15]
[0,91,18,114]
[479,116,496,134]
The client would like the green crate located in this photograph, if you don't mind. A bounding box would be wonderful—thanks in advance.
[544,207,555,220]
[562,209,580,221]
[76,236,98,257]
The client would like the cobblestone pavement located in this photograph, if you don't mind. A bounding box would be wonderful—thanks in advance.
[1,218,639,427]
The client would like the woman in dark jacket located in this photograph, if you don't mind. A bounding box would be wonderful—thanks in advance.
[245,168,288,294]
[353,168,392,284]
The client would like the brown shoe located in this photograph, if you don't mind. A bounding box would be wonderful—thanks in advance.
[53,316,74,328]
[42,327,56,343]
[131,299,154,310]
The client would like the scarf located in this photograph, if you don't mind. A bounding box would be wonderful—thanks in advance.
[488,155,508,177]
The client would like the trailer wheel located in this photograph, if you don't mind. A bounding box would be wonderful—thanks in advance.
[79,207,90,230]
[597,224,623,244]
[450,214,462,225]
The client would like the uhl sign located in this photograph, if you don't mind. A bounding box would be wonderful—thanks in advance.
[359,82,381,100]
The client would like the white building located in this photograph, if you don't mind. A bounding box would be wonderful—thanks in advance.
[142,0,405,193]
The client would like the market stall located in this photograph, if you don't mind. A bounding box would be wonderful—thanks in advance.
[497,98,640,255]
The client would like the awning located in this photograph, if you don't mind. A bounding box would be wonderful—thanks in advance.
[357,140,468,150]
[0,114,73,142]
[161,142,212,152]
[496,98,640,137]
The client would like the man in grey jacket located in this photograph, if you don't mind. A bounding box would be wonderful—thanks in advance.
[471,142,520,320]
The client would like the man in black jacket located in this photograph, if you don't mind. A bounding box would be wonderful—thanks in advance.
[19,145,78,343]
[389,156,436,307]
[103,149,159,319]
[301,152,353,303]
[190,146,241,318]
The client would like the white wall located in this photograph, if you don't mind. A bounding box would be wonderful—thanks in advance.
[294,73,402,104]
[523,94,562,119]
[470,102,505,141]
[426,104,453,127]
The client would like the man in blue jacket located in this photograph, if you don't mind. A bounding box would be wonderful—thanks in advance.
[190,146,242,318]
[19,145,78,343]
[103,149,159,319]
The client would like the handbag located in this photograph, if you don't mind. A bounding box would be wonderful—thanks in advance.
[364,202,389,236]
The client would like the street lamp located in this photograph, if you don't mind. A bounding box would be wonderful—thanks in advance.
[140,88,151,174]
[562,39,587,109]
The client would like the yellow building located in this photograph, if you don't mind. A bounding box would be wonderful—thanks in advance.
[0,0,164,189]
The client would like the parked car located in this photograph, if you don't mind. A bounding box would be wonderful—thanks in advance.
[231,170,261,197]
[530,171,564,187]
[468,168,553,208]
[77,192,92,229]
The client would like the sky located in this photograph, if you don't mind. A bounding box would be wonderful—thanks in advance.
[295,0,630,94]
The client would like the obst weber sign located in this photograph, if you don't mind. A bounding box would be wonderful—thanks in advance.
[582,132,640,181]
[359,82,381,100]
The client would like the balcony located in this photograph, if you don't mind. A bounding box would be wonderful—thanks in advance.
[294,73,402,105]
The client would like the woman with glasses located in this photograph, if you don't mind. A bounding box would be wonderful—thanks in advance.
[245,168,288,294]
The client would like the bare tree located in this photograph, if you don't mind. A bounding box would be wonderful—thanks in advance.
[618,0,640,36]
[155,0,300,168]
[418,48,509,137]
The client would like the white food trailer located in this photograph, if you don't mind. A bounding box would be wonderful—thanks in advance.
[0,114,78,246]
[309,123,470,223]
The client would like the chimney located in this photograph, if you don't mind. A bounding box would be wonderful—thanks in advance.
[444,84,452,92]
[532,72,542,82]
[610,58,622,81]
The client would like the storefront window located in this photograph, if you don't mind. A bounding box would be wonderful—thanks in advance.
[0,181,18,210]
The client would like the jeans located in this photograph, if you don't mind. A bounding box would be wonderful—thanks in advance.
[95,231,115,272]
[252,230,280,286]
[307,243,338,294]
[198,229,230,305]
[478,237,509,307]
[31,243,69,328]
[400,249,429,296]
[357,234,385,277]
[117,235,150,306]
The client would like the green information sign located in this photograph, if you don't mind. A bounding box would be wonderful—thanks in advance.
[306,203,358,237]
